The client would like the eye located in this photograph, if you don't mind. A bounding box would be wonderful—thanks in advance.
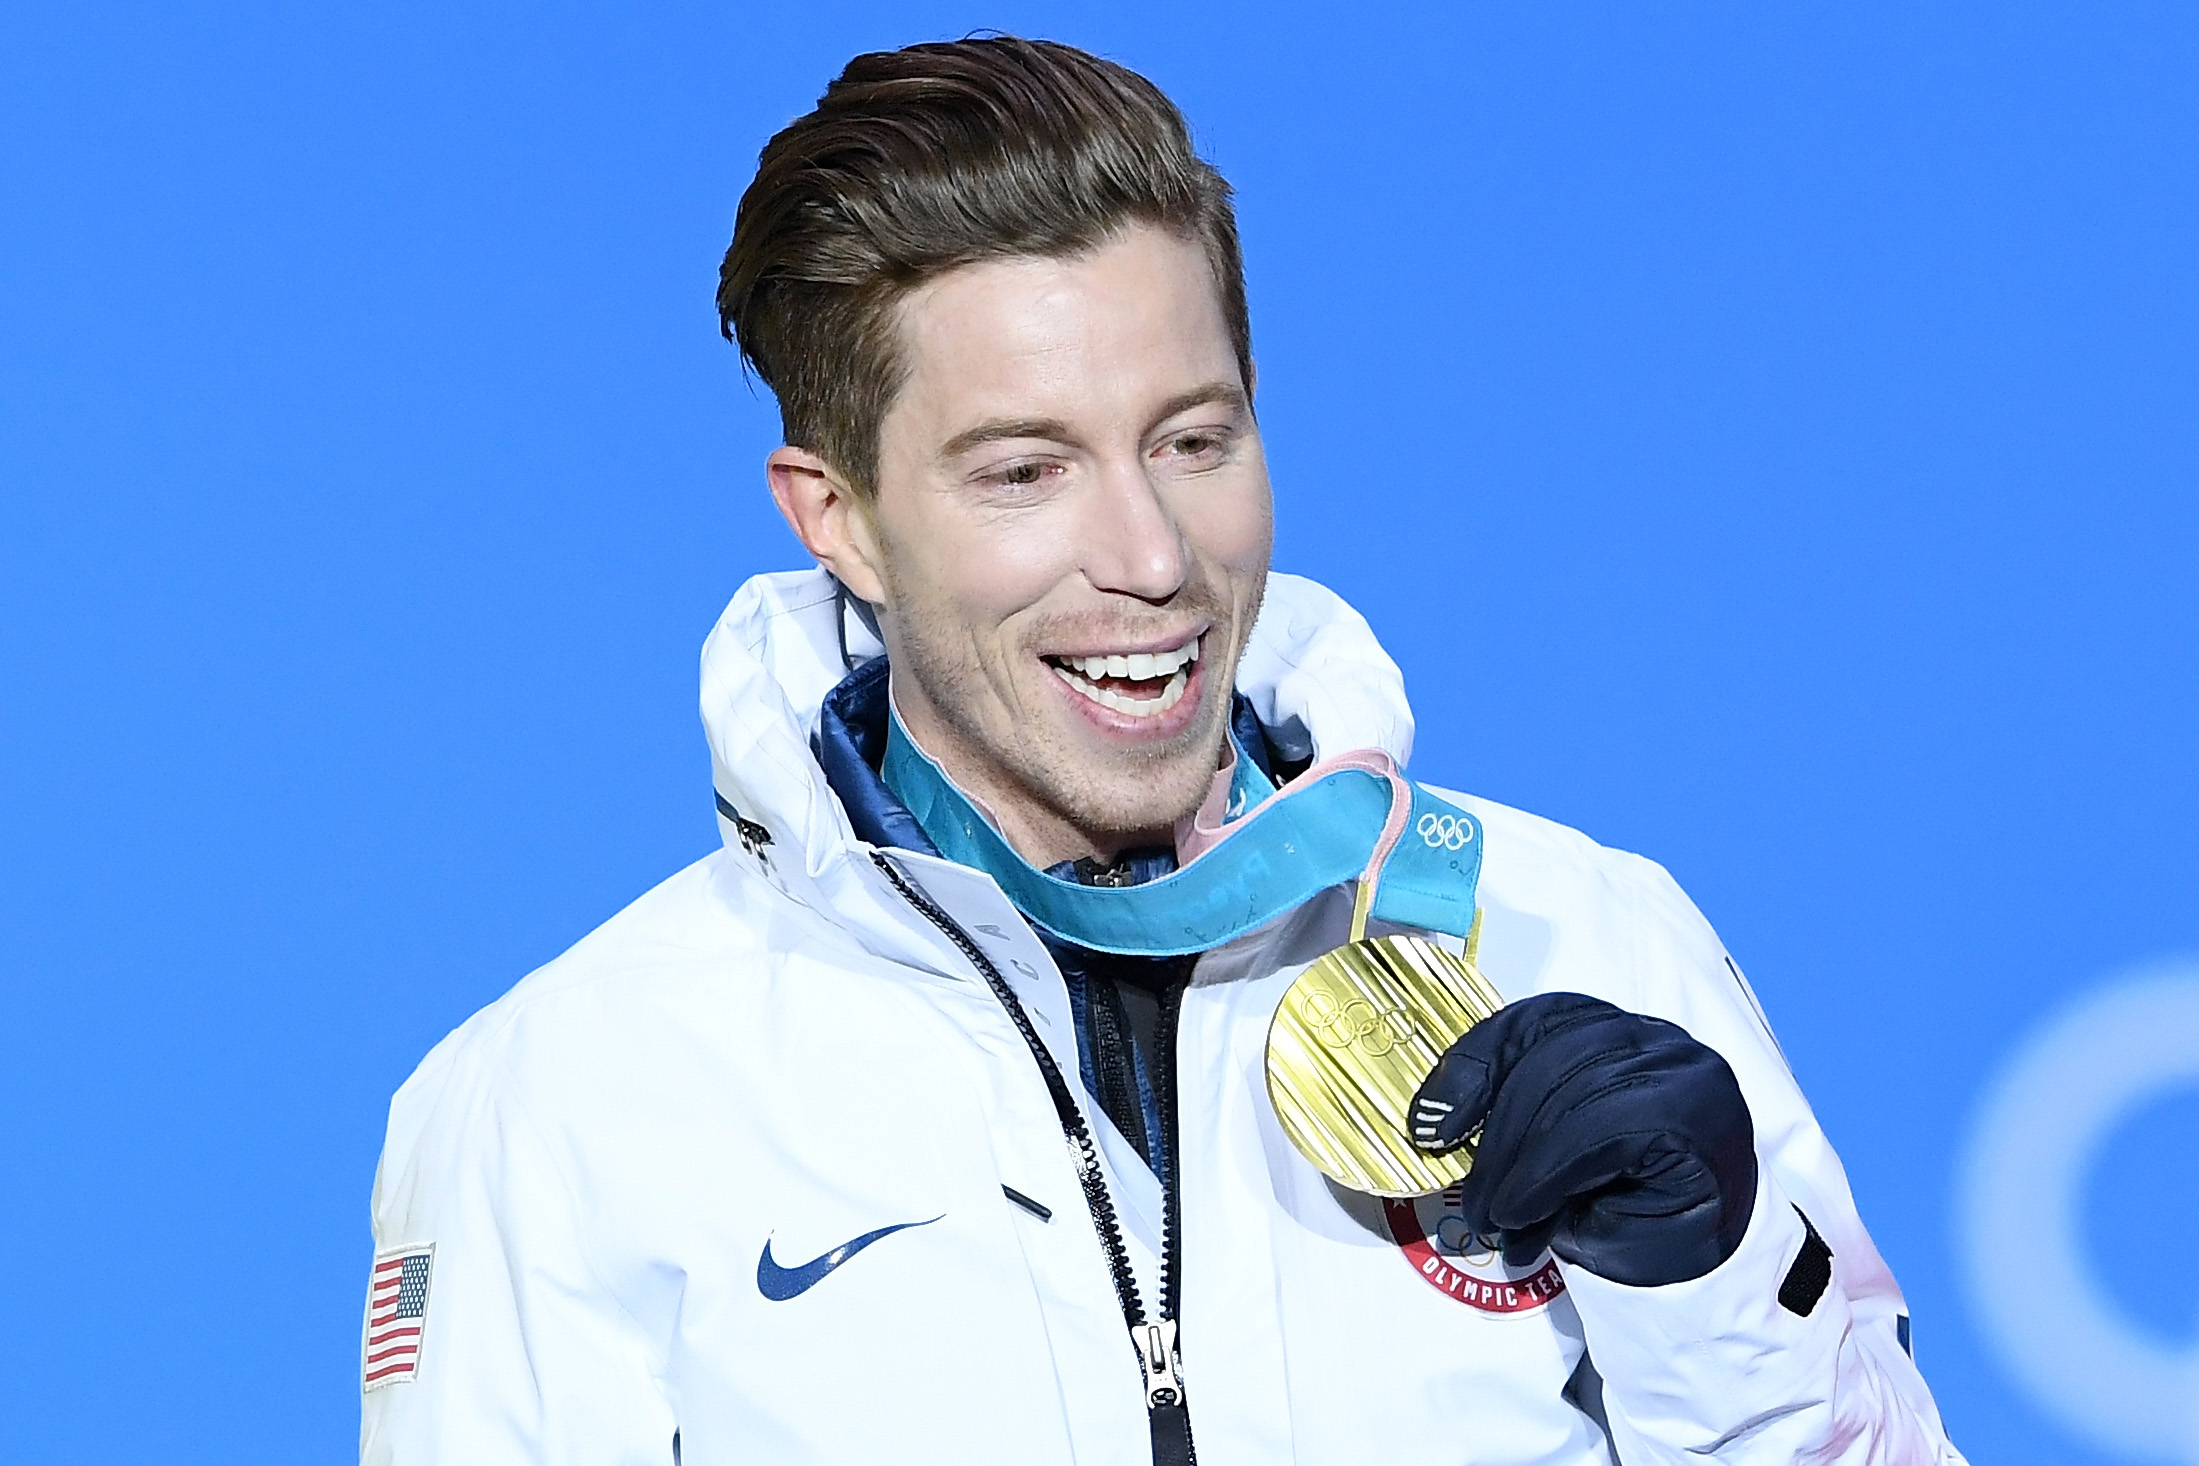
[975,456,1063,493]
[1159,428,1231,465]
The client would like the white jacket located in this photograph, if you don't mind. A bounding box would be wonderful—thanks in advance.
[362,569,1964,1465]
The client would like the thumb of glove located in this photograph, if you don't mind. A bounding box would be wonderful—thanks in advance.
[1409,1045,1495,1151]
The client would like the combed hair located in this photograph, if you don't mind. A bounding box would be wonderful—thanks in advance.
[716,36,1250,496]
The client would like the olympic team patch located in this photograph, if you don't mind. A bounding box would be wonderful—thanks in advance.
[1384,1186,1565,1314]
[362,1244,435,1389]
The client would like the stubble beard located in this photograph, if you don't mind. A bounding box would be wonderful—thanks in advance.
[882,575,1253,859]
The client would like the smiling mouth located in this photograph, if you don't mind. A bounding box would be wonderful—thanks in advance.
[1044,635,1202,719]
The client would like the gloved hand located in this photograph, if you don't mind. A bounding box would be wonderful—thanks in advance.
[1408,992,1758,1288]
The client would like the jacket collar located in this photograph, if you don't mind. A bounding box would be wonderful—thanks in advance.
[814,655,938,858]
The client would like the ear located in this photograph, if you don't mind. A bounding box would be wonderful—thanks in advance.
[766,446,889,606]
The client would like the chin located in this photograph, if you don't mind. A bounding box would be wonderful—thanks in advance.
[1042,748,1218,845]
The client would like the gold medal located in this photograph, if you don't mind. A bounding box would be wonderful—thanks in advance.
[1266,887,1503,1198]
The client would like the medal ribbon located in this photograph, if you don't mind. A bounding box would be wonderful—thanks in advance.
[881,711,1482,956]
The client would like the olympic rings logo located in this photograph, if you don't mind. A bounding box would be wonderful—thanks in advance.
[1301,990,1408,1058]
[1957,962,2199,1460]
[1433,1215,1499,1265]
[1418,812,1476,851]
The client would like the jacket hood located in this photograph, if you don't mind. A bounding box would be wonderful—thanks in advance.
[697,567,1414,911]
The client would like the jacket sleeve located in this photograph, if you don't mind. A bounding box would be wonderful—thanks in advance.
[360,1033,676,1465]
[1551,854,1967,1466]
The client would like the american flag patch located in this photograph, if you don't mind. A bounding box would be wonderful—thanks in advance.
[362,1244,434,1390]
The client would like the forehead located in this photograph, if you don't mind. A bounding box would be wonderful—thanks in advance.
[883,226,1241,438]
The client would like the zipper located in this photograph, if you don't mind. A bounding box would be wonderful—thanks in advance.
[1150,979,1195,1466]
[873,852,1195,1465]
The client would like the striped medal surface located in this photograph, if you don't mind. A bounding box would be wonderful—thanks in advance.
[1266,933,1502,1198]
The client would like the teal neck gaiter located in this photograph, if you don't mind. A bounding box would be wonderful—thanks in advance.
[880,707,1482,957]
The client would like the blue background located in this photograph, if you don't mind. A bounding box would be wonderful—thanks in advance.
[3,3,2194,1460]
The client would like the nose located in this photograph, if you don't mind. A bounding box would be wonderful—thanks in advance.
[1079,456,1190,603]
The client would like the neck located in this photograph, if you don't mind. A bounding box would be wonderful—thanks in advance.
[885,688,1174,868]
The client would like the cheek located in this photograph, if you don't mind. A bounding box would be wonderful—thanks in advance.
[1173,472,1276,580]
[972,520,1085,607]
[885,502,1081,642]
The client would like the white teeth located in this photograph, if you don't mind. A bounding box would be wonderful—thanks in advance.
[1050,663,1190,719]
[1047,633,1203,723]
[1059,635,1202,685]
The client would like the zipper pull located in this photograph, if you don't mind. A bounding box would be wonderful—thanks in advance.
[1135,1319,1187,1409]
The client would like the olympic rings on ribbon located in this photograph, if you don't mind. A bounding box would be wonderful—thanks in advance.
[1418,812,1475,851]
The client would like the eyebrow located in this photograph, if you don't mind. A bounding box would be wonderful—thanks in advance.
[938,416,1073,461]
[935,380,1250,462]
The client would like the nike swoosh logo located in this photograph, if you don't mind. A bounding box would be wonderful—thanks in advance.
[756,1216,943,1301]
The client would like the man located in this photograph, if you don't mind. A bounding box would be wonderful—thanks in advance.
[363,37,1964,1465]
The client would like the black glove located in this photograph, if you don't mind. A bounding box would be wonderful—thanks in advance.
[1408,992,1758,1288]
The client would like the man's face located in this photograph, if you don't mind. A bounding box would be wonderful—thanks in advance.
[853,225,1273,866]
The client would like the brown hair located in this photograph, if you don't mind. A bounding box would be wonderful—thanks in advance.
[716,36,1250,497]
